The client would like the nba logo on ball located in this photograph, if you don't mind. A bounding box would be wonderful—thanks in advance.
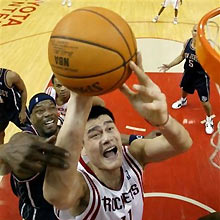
[48,7,137,96]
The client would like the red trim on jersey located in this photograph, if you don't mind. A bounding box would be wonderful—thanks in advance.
[79,156,124,191]
[82,171,101,220]
[123,146,144,199]
[123,146,142,177]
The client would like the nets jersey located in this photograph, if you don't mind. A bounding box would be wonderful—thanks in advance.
[56,146,144,220]
[10,127,58,220]
[184,38,206,75]
[0,68,21,114]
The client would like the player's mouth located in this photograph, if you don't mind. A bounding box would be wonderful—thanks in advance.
[103,146,118,159]
[44,119,56,128]
[60,91,69,98]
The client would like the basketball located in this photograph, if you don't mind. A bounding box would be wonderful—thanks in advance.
[48,7,137,96]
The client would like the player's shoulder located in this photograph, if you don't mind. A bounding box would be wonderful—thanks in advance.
[185,38,192,46]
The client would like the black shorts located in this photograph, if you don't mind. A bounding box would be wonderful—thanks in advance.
[180,71,210,102]
[0,107,30,131]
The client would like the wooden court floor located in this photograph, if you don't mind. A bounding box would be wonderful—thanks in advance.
[0,0,220,219]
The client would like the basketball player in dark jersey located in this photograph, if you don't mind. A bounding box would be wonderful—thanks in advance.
[159,25,214,135]
[0,68,30,144]
[0,94,69,219]
[8,93,68,220]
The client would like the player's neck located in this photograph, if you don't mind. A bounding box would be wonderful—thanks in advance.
[90,164,122,190]
[191,38,196,49]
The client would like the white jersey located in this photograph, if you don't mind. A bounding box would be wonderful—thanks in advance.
[45,86,68,123]
[162,0,180,9]
[56,146,144,220]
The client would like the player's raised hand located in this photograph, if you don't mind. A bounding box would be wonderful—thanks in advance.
[120,52,168,127]
[2,132,70,178]
[158,64,170,72]
[19,109,26,124]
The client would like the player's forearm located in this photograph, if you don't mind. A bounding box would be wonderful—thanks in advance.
[20,88,27,112]
[158,115,192,152]
[167,55,184,68]
[44,95,92,208]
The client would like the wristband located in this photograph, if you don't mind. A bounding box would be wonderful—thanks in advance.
[145,114,170,128]
[155,114,170,128]
[129,134,145,145]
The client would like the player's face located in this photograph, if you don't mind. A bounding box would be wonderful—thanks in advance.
[31,100,58,137]
[84,115,123,170]
[53,78,70,100]
[192,25,197,39]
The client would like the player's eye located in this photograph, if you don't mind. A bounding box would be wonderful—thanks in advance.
[107,126,114,131]
[89,132,101,139]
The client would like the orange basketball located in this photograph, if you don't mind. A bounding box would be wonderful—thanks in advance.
[48,7,137,96]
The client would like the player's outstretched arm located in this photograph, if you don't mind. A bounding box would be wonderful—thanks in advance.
[120,53,192,167]
[44,92,92,210]
[158,42,186,72]
[6,70,28,124]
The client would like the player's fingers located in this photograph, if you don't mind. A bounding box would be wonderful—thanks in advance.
[18,160,46,173]
[136,52,144,71]
[129,61,154,86]
[120,83,136,98]
[30,150,69,169]
[133,84,161,100]
[43,145,70,158]
[26,135,69,158]
[45,156,69,169]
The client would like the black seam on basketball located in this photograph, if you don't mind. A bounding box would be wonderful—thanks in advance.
[127,25,137,60]
[75,8,132,57]
[98,52,136,94]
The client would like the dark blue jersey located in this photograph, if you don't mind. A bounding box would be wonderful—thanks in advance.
[10,127,58,220]
[183,38,206,75]
[0,68,22,116]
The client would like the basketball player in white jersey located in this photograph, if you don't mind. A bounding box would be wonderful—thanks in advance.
[46,74,70,126]
[46,74,105,127]
[152,0,182,24]
[43,53,192,220]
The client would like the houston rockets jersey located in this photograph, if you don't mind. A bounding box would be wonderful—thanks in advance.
[45,86,67,120]
[56,145,144,220]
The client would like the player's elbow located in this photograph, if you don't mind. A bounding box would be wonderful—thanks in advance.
[43,187,74,210]
[180,134,193,152]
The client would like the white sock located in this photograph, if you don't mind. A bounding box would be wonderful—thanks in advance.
[181,97,186,102]
[206,116,213,122]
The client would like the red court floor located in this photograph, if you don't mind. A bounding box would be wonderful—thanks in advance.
[0,73,219,220]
